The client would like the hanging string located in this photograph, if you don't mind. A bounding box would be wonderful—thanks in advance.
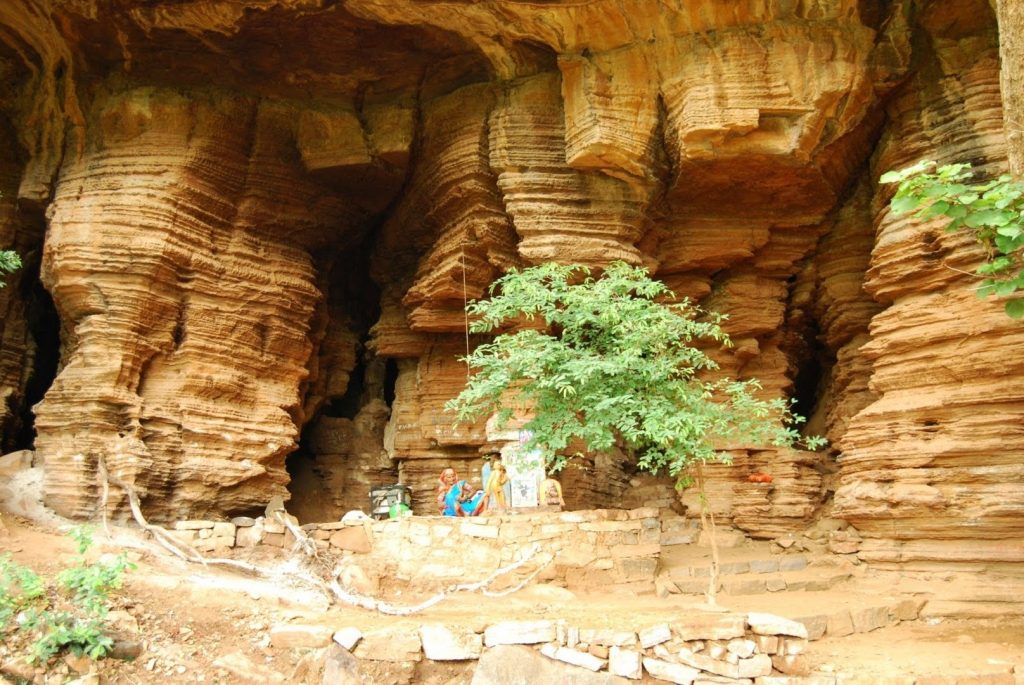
[461,245,470,379]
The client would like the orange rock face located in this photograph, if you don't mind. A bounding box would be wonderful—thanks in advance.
[34,89,361,519]
[833,3,1024,565]
[0,0,1019,567]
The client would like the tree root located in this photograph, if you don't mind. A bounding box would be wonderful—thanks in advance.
[97,457,557,615]
[327,543,555,616]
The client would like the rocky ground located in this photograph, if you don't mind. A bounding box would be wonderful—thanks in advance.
[2,468,1023,685]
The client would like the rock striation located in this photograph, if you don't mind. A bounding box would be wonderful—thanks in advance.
[33,88,362,519]
[834,3,1024,565]
[0,0,1019,569]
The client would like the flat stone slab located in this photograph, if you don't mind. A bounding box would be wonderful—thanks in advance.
[484,620,556,647]
[329,526,372,553]
[353,627,422,662]
[672,614,747,641]
[642,657,700,684]
[638,624,672,648]
[268,624,334,649]
[419,623,483,661]
[747,613,809,639]
[472,645,628,685]
[608,647,642,680]
[540,644,606,672]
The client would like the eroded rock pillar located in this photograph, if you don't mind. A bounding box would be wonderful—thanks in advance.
[36,89,326,520]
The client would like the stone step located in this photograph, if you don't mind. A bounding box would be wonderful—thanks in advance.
[711,591,926,641]
[669,554,811,579]
[668,569,852,597]
[920,599,1024,619]
[856,570,1024,620]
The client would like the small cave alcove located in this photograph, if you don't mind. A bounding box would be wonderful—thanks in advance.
[792,320,831,441]
[4,230,61,454]
[284,245,398,523]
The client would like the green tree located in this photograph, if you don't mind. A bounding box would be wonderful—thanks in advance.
[881,160,1024,319]
[446,261,820,480]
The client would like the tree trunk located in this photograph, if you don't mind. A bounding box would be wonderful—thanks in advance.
[694,463,720,608]
[996,0,1024,176]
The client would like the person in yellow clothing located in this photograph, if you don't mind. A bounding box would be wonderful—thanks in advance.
[485,461,509,511]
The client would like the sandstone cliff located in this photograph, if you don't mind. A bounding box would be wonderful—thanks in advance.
[0,0,1020,566]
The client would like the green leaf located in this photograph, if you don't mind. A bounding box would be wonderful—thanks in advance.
[923,200,951,218]
[1006,299,1024,319]
[891,195,920,214]
[994,280,1019,297]
[447,262,821,479]
[965,209,1015,228]
[879,170,903,184]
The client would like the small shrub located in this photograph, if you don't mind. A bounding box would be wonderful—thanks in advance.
[0,526,134,666]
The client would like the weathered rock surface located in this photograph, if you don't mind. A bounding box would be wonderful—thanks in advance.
[34,88,358,520]
[0,0,1019,569]
[834,2,1024,566]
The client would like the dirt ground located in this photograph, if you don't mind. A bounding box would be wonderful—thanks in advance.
[2,502,1024,684]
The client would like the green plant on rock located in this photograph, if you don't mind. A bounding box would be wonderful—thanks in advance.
[881,160,1024,319]
[446,261,824,480]
[0,187,21,288]
[0,526,134,665]
[0,249,20,287]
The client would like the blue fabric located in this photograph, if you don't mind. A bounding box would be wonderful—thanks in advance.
[442,480,485,517]
[460,490,486,516]
[442,482,461,516]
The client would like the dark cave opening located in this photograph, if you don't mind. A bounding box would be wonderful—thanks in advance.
[383,357,398,407]
[286,235,391,521]
[792,321,828,424]
[7,245,61,453]
[322,356,367,419]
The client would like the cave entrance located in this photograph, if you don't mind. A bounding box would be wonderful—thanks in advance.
[284,447,335,524]
[792,320,829,432]
[5,225,61,453]
[285,238,394,523]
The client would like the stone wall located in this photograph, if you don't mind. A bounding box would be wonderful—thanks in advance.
[169,507,689,595]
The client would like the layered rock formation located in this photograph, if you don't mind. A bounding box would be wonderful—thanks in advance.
[0,0,1019,567]
[833,1,1024,566]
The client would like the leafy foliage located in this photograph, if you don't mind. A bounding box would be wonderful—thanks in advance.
[881,160,1024,319]
[0,187,21,285]
[446,262,823,480]
[0,526,134,665]
[0,249,20,287]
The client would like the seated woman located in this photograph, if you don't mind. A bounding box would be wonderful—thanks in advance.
[442,479,487,517]
[436,468,458,515]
